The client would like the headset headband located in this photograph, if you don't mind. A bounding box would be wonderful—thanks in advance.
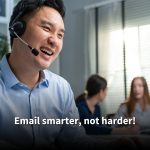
[10,0,42,27]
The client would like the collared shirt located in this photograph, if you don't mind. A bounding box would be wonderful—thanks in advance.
[0,55,85,148]
[113,103,150,130]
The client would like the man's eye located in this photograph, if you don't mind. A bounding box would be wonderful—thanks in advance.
[42,26,51,31]
[58,33,64,39]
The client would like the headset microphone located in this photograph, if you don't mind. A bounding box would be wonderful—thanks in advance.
[9,27,39,56]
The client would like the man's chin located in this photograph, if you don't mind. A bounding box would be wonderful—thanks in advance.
[35,59,54,70]
[40,65,50,70]
[38,63,52,70]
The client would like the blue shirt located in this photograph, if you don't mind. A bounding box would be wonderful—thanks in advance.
[76,100,112,135]
[0,55,85,148]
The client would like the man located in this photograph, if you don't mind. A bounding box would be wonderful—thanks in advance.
[0,0,138,149]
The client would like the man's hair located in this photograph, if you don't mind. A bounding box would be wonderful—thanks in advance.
[9,0,65,46]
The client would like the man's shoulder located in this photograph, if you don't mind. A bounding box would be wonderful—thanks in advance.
[0,69,3,82]
[0,70,4,89]
[44,70,69,85]
[44,70,73,100]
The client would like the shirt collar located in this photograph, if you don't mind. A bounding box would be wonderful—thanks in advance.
[39,70,49,88]
[0,54,49,89]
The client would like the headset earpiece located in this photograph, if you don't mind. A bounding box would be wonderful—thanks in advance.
[9,21,26,38]
[9,0,45,39]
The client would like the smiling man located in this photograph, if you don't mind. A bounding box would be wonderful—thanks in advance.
[0,0,84,149]
[0,0,139,149]
[0,0,96,149]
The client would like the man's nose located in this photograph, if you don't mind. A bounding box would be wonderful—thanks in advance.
[48,35,57,48]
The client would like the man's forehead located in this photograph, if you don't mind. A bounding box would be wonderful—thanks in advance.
[40,19,65,32]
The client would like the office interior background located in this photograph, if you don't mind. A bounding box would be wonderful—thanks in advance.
[1,0,150,116]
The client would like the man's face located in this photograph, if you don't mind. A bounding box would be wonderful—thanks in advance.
[22,6,65,70]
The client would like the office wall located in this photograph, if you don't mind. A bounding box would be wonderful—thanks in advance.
[61,0,102,97]
[49,58,60,75]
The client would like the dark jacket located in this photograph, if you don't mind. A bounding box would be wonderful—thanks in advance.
[76,100,112,135]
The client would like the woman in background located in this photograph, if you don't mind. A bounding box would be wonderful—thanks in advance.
[114,77,150,132]
[76,74,139,135]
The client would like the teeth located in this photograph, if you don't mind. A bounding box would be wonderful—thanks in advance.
[41,48,53,56]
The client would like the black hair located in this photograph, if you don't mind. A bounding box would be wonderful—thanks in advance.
[76,74,107,103]
[9,0,65,46]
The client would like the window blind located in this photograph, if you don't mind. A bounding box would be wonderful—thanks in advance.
[97,0,150,115]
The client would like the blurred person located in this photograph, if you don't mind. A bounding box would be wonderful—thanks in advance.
[114,77,150,132]
[76,74,139,135]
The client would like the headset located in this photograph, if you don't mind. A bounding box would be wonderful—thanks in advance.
[9,0,47,56]
[9,0,45,37]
